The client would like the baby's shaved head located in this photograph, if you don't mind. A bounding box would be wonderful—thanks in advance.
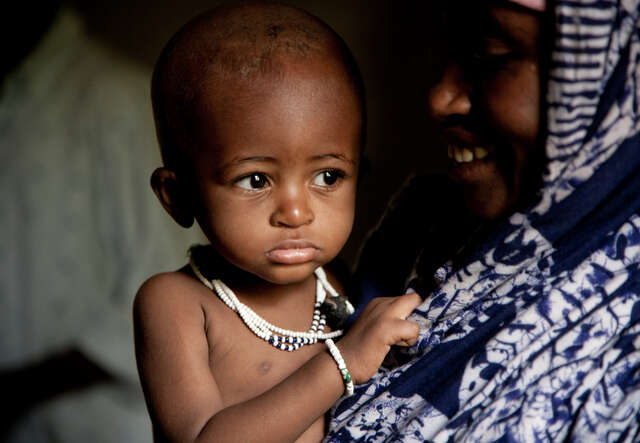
[152,1,365,173]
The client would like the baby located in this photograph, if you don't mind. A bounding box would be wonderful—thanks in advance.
[134,2,420,442]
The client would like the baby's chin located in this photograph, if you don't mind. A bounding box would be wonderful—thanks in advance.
[256,261,327,286]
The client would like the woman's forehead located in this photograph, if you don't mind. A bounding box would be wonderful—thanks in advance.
[484,5,542,47]
[508,0,545,11]
[440,2,542,50]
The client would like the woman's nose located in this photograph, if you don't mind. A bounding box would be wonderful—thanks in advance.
[427,63,472,122]
[269,187,314,228]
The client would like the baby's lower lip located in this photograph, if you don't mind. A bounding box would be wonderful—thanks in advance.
[266,247,318,264]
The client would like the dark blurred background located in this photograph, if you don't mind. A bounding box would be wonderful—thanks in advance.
[1,1,443,442]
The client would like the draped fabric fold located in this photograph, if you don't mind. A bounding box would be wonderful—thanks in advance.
[327,0,640,441]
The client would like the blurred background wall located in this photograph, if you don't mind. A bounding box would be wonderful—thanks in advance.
[1,1,443,442]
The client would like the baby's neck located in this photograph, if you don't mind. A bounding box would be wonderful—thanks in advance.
[189,244,323,322]
[228,271,318,314]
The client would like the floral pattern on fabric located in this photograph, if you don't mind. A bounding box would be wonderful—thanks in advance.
[327,0,640,441]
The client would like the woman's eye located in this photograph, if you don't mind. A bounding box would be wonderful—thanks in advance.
[470,38,514,70]
[235,173,269,190]
[313,170,344,187]
[472,50,513,64]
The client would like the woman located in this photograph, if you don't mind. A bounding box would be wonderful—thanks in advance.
[328,0,640,441]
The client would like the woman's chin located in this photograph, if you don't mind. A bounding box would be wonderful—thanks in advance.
[448,155,500,185]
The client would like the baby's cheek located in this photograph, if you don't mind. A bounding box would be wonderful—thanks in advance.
[328,210,355,251]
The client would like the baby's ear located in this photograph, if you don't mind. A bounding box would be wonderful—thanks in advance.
[150,168,195,228]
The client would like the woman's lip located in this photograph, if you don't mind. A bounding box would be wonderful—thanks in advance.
[266,241,319,264]
[442,127,489,146]
[441,127,499,183]
[448,154,499,184]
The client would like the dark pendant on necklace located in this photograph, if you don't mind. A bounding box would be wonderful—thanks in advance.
[319,294,353,330]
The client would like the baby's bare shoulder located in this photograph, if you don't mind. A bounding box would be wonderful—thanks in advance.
[134,270,209,328]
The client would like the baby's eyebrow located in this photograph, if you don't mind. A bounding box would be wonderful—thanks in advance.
[311,153,357,165]
[219,156,277,170]
[234,156,277,163]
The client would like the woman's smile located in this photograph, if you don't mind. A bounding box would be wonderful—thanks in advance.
[447,145,500,184]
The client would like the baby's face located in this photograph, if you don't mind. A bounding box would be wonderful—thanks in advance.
[188,59,361,285]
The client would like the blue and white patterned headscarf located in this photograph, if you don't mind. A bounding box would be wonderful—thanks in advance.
[327,0,640,441]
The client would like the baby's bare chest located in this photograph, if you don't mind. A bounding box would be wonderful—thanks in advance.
[203,300,327,407]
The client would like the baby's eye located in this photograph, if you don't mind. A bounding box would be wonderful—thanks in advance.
[234,173,270,190]
[312,170,344,187]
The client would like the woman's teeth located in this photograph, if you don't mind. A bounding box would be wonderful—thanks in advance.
[448,146,490,163]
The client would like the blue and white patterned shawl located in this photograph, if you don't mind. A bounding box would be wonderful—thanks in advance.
[327,1,640,441]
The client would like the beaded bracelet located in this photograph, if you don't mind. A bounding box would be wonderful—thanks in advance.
[325,339,354,396]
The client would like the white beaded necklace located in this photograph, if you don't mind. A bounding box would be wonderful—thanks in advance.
[189,257,344,351]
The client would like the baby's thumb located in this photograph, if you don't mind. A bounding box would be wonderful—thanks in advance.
[391,319,420,347]
[391,292,422,319]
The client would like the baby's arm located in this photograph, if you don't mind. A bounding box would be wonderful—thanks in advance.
[134,272,420,443]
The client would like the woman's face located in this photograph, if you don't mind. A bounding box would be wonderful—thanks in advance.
[428,3,545,220]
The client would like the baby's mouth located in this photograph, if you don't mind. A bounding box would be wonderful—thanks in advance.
[266,240,320,265]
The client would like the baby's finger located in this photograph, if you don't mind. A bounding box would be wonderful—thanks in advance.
[390,319,420,346]
[390,292,422,319]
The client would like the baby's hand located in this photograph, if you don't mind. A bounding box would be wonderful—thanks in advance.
[336,293,421,384]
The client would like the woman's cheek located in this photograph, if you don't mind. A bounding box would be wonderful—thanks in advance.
[482,67,540,142]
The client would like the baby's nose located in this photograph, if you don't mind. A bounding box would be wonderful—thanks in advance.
[269,188,314,228]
